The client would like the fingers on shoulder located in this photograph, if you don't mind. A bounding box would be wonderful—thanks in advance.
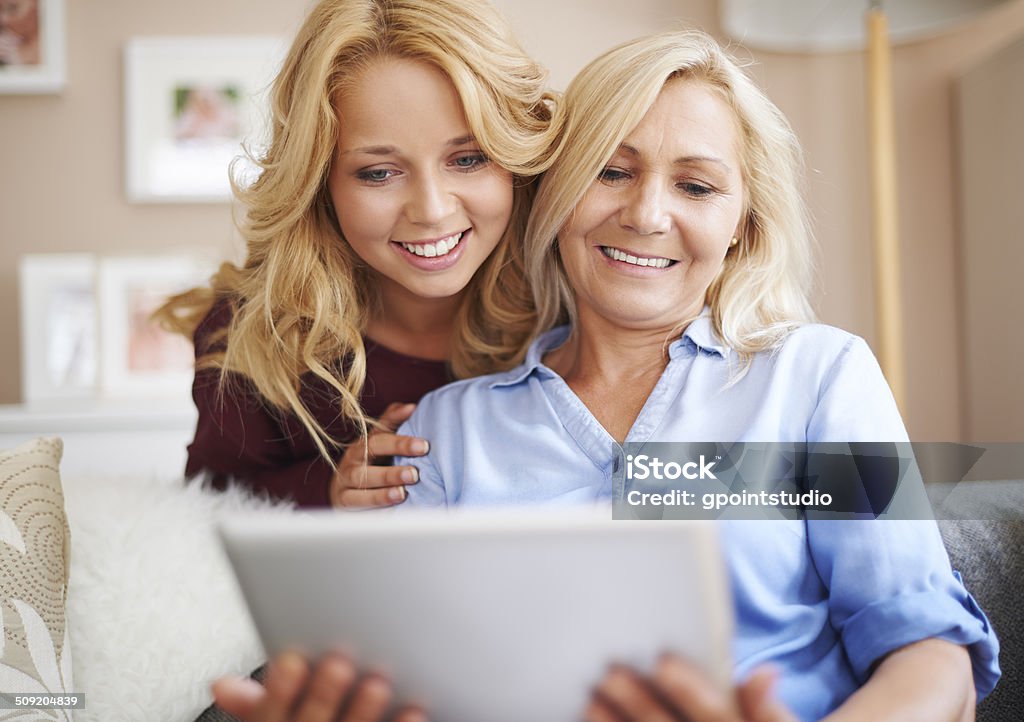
[335,485,408,509]
[340,433,427,466]
[367,432,429,459]
[378,402,418,430]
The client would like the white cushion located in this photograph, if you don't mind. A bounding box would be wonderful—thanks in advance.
[64,469,291,722]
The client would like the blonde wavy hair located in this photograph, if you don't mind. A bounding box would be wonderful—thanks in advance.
[525,30,816,363]
[155,0,556,461]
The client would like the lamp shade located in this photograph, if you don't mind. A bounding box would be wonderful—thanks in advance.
[720,0,1010,52]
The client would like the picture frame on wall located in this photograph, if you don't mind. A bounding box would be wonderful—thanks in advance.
[124,36,284,203]
[0,0,66,94]
[96,256,212,399]
[18,254,98,404]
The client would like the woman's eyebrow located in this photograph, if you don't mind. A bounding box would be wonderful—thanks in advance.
[341,134,476,157]
[617,143,731,172]
[344,144,397,156]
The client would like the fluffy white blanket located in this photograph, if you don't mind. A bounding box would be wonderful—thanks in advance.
[62,474,291,722]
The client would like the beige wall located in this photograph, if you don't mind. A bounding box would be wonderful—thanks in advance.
[2,0,1023,440]
[957,35,1024,441]
[751,1,1024,441]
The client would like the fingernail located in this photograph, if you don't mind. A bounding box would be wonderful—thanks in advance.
[388,486,406,502]
[410,439,429,454]
[277,651,305,671]
[270,651,306,684]
[400,468,418,483]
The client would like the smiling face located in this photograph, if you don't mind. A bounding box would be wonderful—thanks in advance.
[557,78,746,333]
[328,57,514,302]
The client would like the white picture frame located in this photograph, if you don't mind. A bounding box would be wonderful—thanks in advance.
[123,36,284,203]
[0,0,66,94]
[97,256,212,399]
[18,254,98,404]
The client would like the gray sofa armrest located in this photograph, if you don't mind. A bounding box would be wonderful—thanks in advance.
[935,480,1024,722]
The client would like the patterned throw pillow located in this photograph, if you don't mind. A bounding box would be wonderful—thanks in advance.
[0,437,74,717]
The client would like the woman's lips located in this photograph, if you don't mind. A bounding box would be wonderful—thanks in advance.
[597,244,678,273]
[392,229,470,271]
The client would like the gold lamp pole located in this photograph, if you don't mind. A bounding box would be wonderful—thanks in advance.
[866,0,906,411]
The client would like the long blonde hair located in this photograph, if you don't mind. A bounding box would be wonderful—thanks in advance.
[525,30,815,361]
[156,0,556,460]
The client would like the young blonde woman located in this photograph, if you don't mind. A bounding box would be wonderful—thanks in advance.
[157,0,555,509]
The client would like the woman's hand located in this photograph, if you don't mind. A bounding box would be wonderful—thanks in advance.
[586,655,797,722]
[330,402,429,508]
[212,652,428,722]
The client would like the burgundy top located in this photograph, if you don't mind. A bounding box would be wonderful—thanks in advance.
[184,302,453,507]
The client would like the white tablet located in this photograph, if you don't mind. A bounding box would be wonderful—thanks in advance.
[219,509,732,722]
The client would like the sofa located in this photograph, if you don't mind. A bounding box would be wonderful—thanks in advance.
[0,437,290,722]
[934,481,1024,721]
[1,437,1020,722]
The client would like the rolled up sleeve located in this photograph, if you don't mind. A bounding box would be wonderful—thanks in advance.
[806,336,1001,699]
[808,519,1000,699]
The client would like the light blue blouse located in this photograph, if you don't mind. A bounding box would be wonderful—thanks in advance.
[396,317,1000,721]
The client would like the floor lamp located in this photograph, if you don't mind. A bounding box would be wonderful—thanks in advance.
[865,1,904,411]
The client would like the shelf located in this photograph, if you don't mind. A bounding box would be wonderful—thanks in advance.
[0,401,197,433]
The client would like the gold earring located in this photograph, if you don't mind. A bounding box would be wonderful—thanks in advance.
[729,237,739,248]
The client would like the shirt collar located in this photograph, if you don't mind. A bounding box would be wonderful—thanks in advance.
[489,326,571,388]
[489,312,729,389]
[674,311,730,359]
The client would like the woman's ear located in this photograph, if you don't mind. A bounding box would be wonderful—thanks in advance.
[732,208,753,250]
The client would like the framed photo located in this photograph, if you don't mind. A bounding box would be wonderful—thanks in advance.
[0,0,65,93]
[124,36,284,203]
[18,254,97,404]
[97,256,212,399]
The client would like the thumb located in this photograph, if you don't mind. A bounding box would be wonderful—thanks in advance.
[378,402,417,431]
[738,666,796,722]
[211,676,265,719]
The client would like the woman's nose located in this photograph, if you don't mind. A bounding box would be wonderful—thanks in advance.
[619,177,671,236]
[406,172,456,227]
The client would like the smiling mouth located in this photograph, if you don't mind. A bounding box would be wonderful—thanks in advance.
[395,230,467,258]
[599,246,677,269]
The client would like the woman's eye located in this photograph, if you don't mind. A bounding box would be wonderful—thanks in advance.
[452,153,488,171]
[679,182,714,198]
[598,167,630,183]
[356,168,396,184]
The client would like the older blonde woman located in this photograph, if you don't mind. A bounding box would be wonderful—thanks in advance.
[394,30,999,721]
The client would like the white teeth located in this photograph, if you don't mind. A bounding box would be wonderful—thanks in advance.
[400,231,464,258]
[601,246,671,269]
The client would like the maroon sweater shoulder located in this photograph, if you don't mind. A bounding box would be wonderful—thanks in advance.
[184,302,452,507]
